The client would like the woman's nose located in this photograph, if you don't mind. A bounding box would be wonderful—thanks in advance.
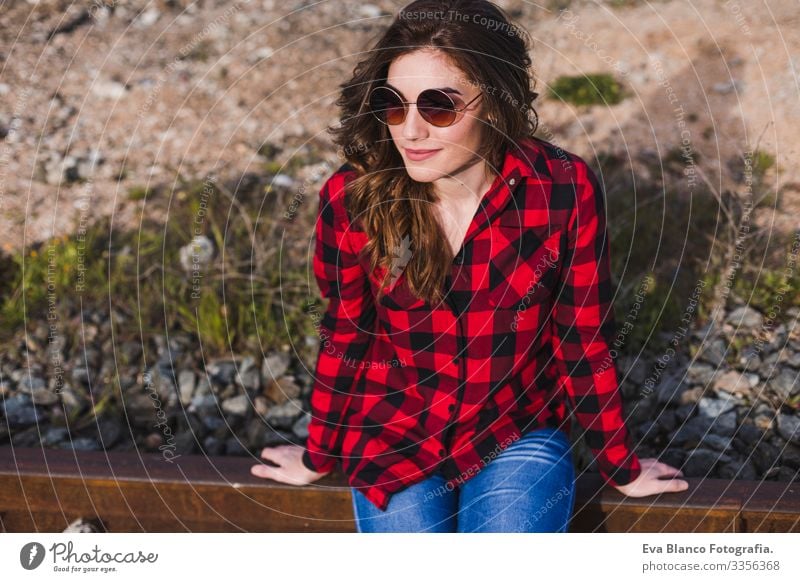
[401,104,430,140]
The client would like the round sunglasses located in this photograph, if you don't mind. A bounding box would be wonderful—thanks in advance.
[368,85,483,128]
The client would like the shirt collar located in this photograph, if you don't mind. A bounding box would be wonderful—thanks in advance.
[461,137,543,246]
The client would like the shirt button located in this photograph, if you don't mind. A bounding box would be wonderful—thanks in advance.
[509,178,516,186]
[438,448,446,458]
[448,403,455,413]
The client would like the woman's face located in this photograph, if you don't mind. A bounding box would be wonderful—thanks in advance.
[382,49,488,183]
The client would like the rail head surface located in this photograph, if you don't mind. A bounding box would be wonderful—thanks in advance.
[0,446,797,532]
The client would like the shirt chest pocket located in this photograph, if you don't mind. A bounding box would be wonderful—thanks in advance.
[480,218,564,312]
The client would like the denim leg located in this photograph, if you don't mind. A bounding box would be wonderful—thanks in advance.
[350,472,459,532]
[456,427,576,533]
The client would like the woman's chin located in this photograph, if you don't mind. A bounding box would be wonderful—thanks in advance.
[403,164,443,183]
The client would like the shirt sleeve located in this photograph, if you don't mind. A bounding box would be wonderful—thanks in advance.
[301,172,377,474]
[550,158,642,487]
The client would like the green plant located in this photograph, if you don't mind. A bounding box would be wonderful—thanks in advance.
[0,172,321,363]
[127,185,152,201]
[548,73,626,106]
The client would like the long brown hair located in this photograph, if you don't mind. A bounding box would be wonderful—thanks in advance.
[328,0,540,305]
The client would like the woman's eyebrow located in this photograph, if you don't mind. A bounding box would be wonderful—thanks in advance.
[384,82,463,98]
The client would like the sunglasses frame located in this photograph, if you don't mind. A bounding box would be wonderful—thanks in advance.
[368,85,484,128]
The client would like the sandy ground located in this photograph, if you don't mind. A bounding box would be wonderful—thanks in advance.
[1,0,798,252]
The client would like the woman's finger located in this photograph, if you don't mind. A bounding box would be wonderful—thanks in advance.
[658,478,689,493]
[250,463,280,481]
[657,462,684,479]
[260,446,284,464]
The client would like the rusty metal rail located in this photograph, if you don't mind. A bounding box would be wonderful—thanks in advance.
[0,445,797,532]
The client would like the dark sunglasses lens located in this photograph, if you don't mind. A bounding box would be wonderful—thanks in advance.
[369,87,405,125]
[417,90,457,127]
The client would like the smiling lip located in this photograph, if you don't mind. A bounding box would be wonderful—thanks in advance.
[404,148,441,161]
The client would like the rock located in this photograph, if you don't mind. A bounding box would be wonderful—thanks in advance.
[262,428,297,447]
[787,351,800,368]
[262,352,291,385]
[751,441,781,475]
[195,376,211,397]
[206,359,237,387]
[357,4,383,18]
[29,387,60,406]
[71,366,91,387]
[2,394,45,427]
[188,394,217,415]
[697,338,727,366]
[754,412,775,431]
[670,410,738,447]
[173,431,198,456]
[42,427,69,446]
[783,443,800,469]
[712,79,744,94]
[120,341,143,365]
[179,235,215,273]
[717,459,757,480]
[768,324,789,350]
[767,367,800,400]
[659,448,686,469]
[732,422,763,453]
[18,375,46,392]
[679,386,705,405]
[734,345,762,371]
[225,437,250,456]
[61,437,101,451]
[263,398,302,430]
[201,415,225,432]
[292,411,311,439]
[235,356,260,391]
[135,7,160,27]
[726,306,763,330]
[91,80,128,99]
[682,448,726,477]
[12,426,42,447]
[697,396,736,417]
[246,418,267,449]
[654,409,677,434]
[97,416,121,448]
[776,414,800,445]
[264,375,302,404]
[701,433,733,453]
[669,417,710,448]
[203,435,224,455]
[686,362,717,385]
[178,370,196,405]
[271,174,295,189]
[222,394,250,416]
[713,411,739,437]
[713,370,748,395]
[619,355,648,385]
[59,384,87,416]
[254,395,269,417]
[655,373,690,405]
[674,403,696,423]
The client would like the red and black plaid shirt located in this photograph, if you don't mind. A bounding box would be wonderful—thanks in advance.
[301,136,642,511]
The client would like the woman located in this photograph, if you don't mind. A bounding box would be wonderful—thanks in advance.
[251,0,688,532]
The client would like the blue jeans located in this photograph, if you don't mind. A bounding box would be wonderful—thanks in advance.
[350,426,576,532]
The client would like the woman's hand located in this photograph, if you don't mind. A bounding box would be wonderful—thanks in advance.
[250,444,331,486]
[613,458,689,496]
